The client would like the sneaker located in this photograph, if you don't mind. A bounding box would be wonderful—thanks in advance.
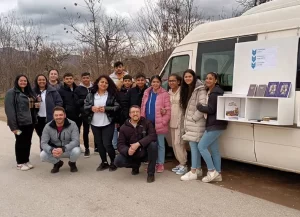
[175,166,187,175]
[25,162,34,169]
[156,164,164,173]
[96,162,109,171]
[171,165,181,172]
[84,149,90,158]
[147,175,155,183]
[51,160,64,173]
[180,171,198,181]
[68,161,78,172]
[17,164,30,171]
[131,168,139,175]
[214,174,222,182]
[202,170,220,183]
[109,163,117,172]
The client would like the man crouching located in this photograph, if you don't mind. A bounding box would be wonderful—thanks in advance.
[40,106,80,173]
[114,105,158,183]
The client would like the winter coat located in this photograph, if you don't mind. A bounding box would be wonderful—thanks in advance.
[118,117,157,158]
[197,85,228,131]
[126,85,148,108]
[182,80,207,143]
[41,118,80,154]
[141,87,171,134]
[58,83,79,122]
[84,92,120,124]
[74,83,92,117]
[117,86,130,126]
[34,85,63,122]
[49,81,62,90]
[169,87,183,129]
[5,87,37,131]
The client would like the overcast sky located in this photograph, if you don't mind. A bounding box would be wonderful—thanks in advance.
[0,0,240,42]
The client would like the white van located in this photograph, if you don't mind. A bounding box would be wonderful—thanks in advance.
[159,0,300,173]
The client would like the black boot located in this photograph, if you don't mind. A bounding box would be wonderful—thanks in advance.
[131,168,140,175]
[51,160,64,173]
[68,161,78,172]
[96,162,109,171]
[109,163,117,172]
[147,174,155,183]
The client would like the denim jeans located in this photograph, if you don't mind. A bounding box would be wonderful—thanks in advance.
[40,147,81,164]
[157,134,165,164]
[189,141,201,169]
[112,127,118,150]
[198,130,223,172]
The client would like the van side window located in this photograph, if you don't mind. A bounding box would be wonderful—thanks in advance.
[161,55,190,89]
[295,38,300,90]
[196,35,257,91]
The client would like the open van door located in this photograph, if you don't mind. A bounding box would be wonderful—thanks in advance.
[159,51,193,89]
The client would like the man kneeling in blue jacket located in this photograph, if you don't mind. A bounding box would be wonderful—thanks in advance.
[40,106,80,173]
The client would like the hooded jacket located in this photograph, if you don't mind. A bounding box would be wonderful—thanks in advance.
[5,87,37,131]
[74,82,93,117]
[58,83,79,122]
[41,118,80,154]
[34,85,63,122]
[182,80,207,143]
[118,117,157,158]
[141,87,171,134]
[197,85,228,131]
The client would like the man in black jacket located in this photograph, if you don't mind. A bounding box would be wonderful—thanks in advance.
[114,105,158,183]
[58,73,80,130]
[74,72,93,157]
[126,73,148,110]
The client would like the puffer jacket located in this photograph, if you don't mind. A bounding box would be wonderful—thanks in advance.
[84,92,120,124]
[41,118,80,154]
[141,87,171,134]
[5,88,37,131]
[182,80,207,143]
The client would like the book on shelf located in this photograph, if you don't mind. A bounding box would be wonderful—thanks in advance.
[247,84,257,97]
[276,82,291,97]
[255,84,267,97]
[225,98,240,120]
[265,82,279,97]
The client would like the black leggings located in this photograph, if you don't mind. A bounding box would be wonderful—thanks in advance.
[91,123,115,164]
[34,117,47,150]
[15,124,34,164]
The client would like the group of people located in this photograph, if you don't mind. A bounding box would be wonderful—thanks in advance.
[4,61,227,183]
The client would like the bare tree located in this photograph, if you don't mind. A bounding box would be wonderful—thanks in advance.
[63,0,132,74]
[236,0,273,11]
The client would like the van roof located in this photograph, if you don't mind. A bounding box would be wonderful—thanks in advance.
[178,0,300,46]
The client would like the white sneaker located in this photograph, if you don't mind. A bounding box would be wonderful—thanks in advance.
[180,171,198,181]
[176,166,188,175]
[17,164,30,171]
[25,162,34,169]
[214,174,222,182]
[202,170,220,183]
[172,165,181,172]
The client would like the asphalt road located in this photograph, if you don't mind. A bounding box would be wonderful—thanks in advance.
[0,120,299,217]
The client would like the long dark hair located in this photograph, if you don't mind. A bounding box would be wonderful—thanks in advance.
[180,69,197,110]
[34,74,48,94]
[91,74,117,96]
[14,74,35,97]
[167,73,182,91]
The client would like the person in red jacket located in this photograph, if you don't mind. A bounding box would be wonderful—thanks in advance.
[114,105,158,183]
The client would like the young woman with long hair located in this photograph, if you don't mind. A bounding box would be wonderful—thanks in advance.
[5,75,37,171]
[196,72,228,183]
[33,74,63,149]
[180,69,207,181]
[141,75,171,173]
[166,74,188,175]
[84,75,120,172]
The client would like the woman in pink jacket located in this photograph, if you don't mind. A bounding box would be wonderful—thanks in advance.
[141,75,171,173]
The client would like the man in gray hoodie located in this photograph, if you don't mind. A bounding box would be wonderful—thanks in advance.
[40,106,80,173]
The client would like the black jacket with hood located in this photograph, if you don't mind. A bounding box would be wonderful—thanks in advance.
[197,85,228,131]
[74,82,93,117]
[58,83,79,122]
[118,117,157,159]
